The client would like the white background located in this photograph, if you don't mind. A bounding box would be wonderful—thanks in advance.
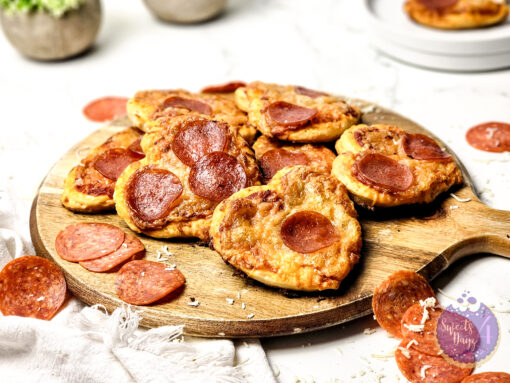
[0,1,509,381]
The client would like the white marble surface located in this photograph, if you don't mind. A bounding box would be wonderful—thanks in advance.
[0,0,509,382]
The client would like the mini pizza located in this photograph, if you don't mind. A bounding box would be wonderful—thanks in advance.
[127,88,257,144]
[332,124,463,208]
[252,135,336,182]
[61,127,145,213]
[234,81,360,143]
[404,0,509,30]
[114,115,261,241]
[210,166,362,291]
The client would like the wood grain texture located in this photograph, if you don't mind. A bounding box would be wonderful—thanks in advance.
[30,107,510,338]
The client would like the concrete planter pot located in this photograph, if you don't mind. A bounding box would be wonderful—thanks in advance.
[0,0,101,61]
[143,0,227,24]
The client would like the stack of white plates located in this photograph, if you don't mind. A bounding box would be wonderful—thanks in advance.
[363,0,510,72]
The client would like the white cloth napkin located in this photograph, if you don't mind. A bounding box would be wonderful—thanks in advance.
[0,189,276,383]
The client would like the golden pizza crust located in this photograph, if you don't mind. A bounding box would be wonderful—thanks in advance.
[114,115,261,241]
[61,127,143,213]
[332,124,463,208]
[235,81,360,143]
[210,166,362,291]
[127,89,256,144]
[404,0,508,30]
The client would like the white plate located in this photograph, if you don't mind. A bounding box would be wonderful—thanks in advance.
[364,0,510,55]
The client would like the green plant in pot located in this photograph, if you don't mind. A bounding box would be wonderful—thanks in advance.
[0,0,101,60]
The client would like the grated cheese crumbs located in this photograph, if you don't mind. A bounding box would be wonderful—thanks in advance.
[450,193,471,203]
[122,243,128,248]
[404,323,424,332]
[363,328,376,335]
[226,298,234,305]
[36,296,45,302]
[398,347,411,359]
[450,205,459,210]
[406,339,419,349]
[247,313,254,319]
[419,297,437,324]
[421,365,432,379]
[242,302,246,310]
[141,272,145,277]
[237,292,241,299]
[187,300,199,307]
[156,251,168,262]
[370,349,395,359]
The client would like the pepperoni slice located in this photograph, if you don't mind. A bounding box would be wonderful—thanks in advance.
[115,260,185,305]
[266,101,318,126]
[401,302,442,355]
[80,234,145,272]
[259,149,309,181]
[172,120,228,166]
[93,148,144,181]
[403,134,451,161]
[83,97,128,122]
[201,81,246,93]
[280,211,340,253]
[466,122,510,153]
[55,223,125,262]
[126,167,183,222]
[353,153,414,192]
[0,255,66,320]
[189,152,247,202]
[372,270,436,338]
[462,372,510,383]
[417,0,459,10]
[294,85,328,98]
[395,340,472,383]
[161,96,212,116]
[128,137,144,157]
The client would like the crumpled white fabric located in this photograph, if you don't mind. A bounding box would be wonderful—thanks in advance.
[0,188,276,383]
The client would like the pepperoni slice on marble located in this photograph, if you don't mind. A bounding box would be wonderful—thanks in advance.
[126,167,183,222]
[372,270,436,338]
[353,153,414,192]
[161,96,212,116]
[462,372,510,383]
[395,340,472,383]
[93,148,144,181]
[189,152,247,202]
[417,0,458,10]
[83,97,128,122]
[401,302,442,355]
[280,211,340,253]
[0,256,66,320]
[80,234,145,272]
[201,81,246,93]
[115,260,185,305]
[259,149,309,181]
[403,134,451,161]
[266,101,318,126]
[128,137,144,157]
[466,122,510,153]
[55,223,125,262]
[294,86,328,98]
[172,120,228,166]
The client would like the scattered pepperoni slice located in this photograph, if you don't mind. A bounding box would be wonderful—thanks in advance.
[189,152,247,202]
[201,81,246,93]
[128,137,144,157]
[403,134,451,161]
[161,96,212,116]
[80,234,145,272]
[0,255,66,320]
[172,120,228,166]
[462,372,510,383]
[126,167,183,222]
[280,211,340,253]
[259,149,309,181]
[93,148,144,181]
[266,101,318,126]
[55,223,125,262]
[417,0,458,10]
[83,97,128,122]
[294,85,328,98]
[353,153,414,192]
[466,122,510,153]
[401,302,442,355]
[395,340,472,383]
[115,260,185,305]
[372,270,436,338]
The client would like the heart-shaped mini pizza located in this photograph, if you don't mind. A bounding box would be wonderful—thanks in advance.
[210,166,362,291]
[114,114,261,241]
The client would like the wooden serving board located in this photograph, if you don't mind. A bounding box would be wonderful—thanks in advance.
[30,106,510,338]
